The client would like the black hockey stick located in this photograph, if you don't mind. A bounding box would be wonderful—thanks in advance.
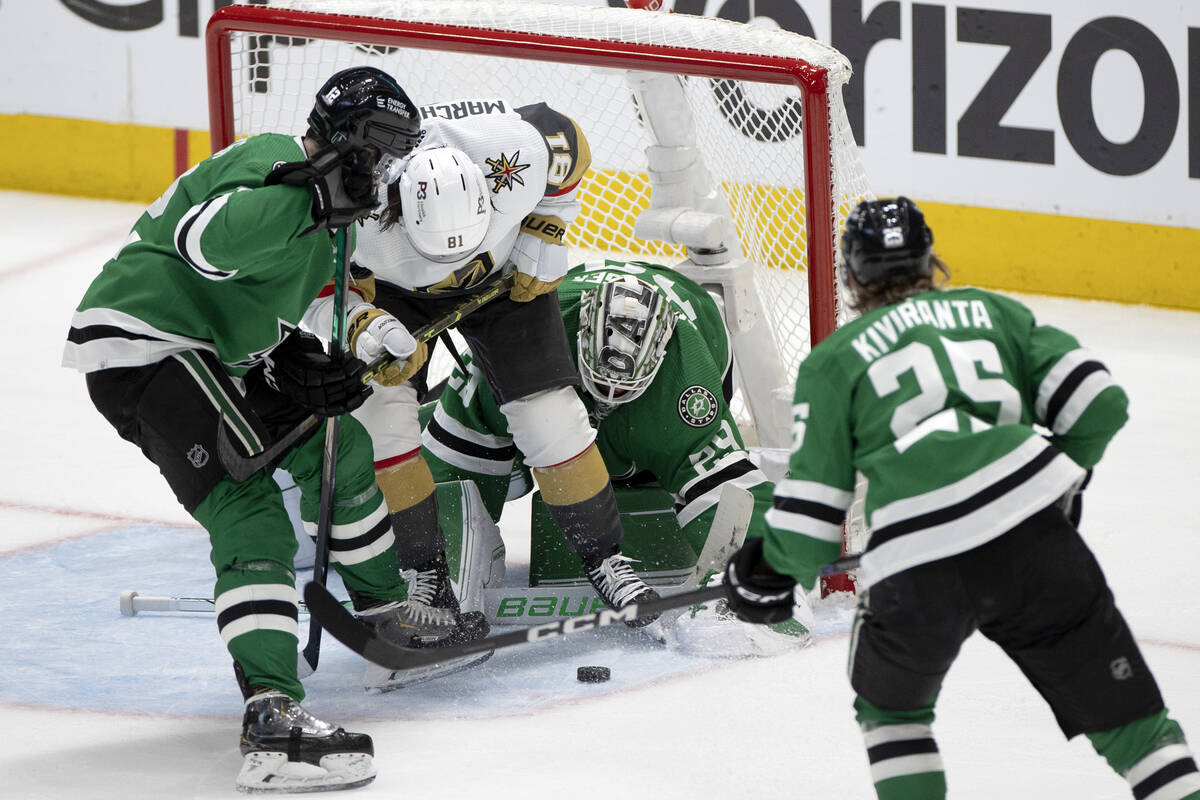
[301,228,353,676]
[217,272,516,482]
[302,553,862,670]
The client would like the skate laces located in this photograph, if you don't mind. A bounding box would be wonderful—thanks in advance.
[398,568,457,627]
[588,554,651,608]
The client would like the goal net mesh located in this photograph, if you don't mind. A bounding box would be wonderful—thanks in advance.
[214,0,874,558]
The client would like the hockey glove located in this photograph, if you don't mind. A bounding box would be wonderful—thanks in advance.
[346,307,429,387]
[723,536,797,625]
[510,271,562,303]
[265,144,378,234]
[262,330,372,417]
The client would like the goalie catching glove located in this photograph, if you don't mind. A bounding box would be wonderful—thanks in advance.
[262,330,371,417]
[347,306,428,386]
[723,537,798,625]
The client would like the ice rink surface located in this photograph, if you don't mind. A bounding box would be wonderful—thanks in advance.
[1,190,1198,799]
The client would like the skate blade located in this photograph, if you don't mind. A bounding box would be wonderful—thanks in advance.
[236,751,376,793]
[364,649,494,693]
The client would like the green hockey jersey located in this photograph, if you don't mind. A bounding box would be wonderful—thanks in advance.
[63,134,345,376]
[422,260,774,554]
[764,286,1129,592]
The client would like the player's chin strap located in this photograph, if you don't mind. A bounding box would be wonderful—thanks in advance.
[303,551,861,671]
[217,272,516,482]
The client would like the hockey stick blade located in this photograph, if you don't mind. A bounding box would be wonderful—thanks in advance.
[217,273,516,482]
[304,580,725,670]
[821,553,860,575]
[304,551,862,671]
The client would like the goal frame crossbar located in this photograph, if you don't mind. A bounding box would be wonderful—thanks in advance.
[204,3,839,343]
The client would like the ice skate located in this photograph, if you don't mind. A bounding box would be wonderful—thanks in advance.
[396,551,490,646]
[361,552,492,691]
[236,690,376,793]
[584,549,661,628]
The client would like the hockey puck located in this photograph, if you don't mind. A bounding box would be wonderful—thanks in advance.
[577,666,611,683]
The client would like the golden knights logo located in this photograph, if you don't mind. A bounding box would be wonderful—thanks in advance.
[421,252,496,293]
[485,151,530,192]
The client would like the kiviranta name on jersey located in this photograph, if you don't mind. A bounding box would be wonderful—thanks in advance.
[851,297,995,363]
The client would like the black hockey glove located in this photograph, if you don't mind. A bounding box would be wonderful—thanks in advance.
[723,536,797,625]
[266,144,377,234]
[262,330,372,417]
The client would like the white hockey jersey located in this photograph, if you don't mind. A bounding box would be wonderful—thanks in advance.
[353,99,591,295]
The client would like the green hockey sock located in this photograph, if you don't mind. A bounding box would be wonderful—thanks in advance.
[874,772,947,800]
[856,697,946,799]
[1088,710,1200,798]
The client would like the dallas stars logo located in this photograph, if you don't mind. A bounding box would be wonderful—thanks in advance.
[678,385,719,428]
[485,151,530,192]
[230,319,297,371]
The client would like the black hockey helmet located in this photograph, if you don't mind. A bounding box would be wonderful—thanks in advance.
[839,197,934,286]
[308,67,422,161]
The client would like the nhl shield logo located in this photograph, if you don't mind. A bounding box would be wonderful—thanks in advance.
[678,385,718,428]
[187,443,210,469]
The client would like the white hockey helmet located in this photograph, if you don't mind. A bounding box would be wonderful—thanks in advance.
[578,274,678,406]
[397,145,492,263]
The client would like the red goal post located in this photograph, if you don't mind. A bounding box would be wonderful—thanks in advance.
[205,0,872,592]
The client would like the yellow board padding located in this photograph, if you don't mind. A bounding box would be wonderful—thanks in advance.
[920,201,1200,311]
[2,114,1195,309]
[0,114,210,203]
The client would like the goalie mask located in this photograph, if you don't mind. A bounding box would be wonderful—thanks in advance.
[578,275,679,406]
[397,146,493,263]
[839,197,934,287]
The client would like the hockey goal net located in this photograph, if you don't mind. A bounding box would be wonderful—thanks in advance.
[207,0,873,587]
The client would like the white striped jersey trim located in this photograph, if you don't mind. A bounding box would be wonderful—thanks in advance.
[420,404,516,477]
[1035,348,1116,433]
[1050,369,1116,435]
[675,453,769,529]
[870,435,1077,531]
[858,440,1083,590]
[215,582,298,645]
[766,478,854,544]
[62,306,218,372]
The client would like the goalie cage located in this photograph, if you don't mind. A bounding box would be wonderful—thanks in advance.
[206,0,873,593]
